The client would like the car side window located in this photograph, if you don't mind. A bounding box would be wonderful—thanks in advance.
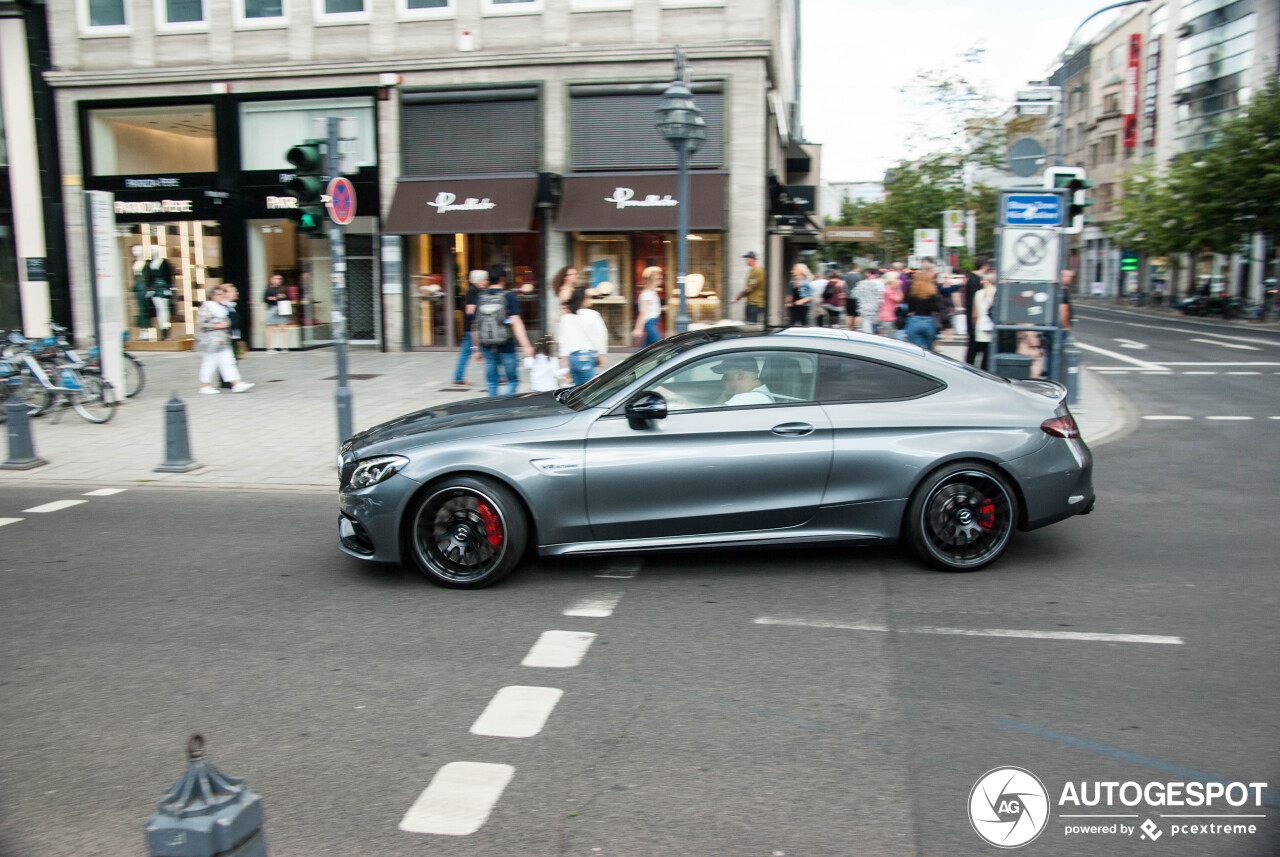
[650,351,818,412]
[817,353,943,403]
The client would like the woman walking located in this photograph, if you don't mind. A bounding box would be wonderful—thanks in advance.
[633,266,665,347]
[878,270,904,337]
[557,286,609,384]
[263,274,290,353]
[196,285,253,394]
[787,263,814,326]
[969,274,997,371]
[904,269,944,351]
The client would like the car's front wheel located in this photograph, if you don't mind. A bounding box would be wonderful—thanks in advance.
[406,476,527,588]
[906,462,1017,572]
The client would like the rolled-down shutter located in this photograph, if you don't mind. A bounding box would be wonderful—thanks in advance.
[401,91,539,176]
[571,92,724,171]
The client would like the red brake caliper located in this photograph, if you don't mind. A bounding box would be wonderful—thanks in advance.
[978,499,995,530]
[477,502,503,549]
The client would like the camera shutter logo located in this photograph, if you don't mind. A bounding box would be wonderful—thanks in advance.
[969,767,1050,848]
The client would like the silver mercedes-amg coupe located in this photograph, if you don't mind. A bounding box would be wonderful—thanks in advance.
[338,327,1094,588]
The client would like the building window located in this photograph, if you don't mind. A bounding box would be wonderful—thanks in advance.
[156,0,206,31]
[239,0,286,24]
[1109,44,1124,69]
[315,0,369,22]
[1102,135,1117,163]
[80,0,129,32]
[88,105,217,177]
[398,0,452,16]
[239,97,377,171]
[1104,92,1121,114]
[482,0,544,15]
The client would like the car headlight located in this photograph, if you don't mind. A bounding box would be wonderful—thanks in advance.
[348,455,409,490]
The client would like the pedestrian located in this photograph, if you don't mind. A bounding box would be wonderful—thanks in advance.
[819,270,845,327]
[1037,268,1076,380]
[878,270,904,336]
[842,263,863,327]
[904,269,944,351]
[852,268,885,334]
[557,285,609,384]
[473,263,535,396]
[551,265,578,310]
[263,273,291,353]
[970,273,997,371]
[196,285,253,394]
[524,336,567,392]
[733,251,766,324]
[633,266,664,346]
[219,284,246,389]
[963,256,993,366]
[810,269,831,326]
[787,263,814,326]
[452,269,487,388]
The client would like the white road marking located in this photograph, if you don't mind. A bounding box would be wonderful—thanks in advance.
[1181,371,1217,375]
[1076,312,1279,346]
[1158,362,1280,366]
[469,686,563,738]
[564,594,622,618]
[595,559,642,579]
[1189,338,1260,351]
[0,518,23,527]
[521,630,597,668]
[1271,416,1280,420]
[1227,371,1261,375]
[1204,416,1253,421]
[1074,342,1168,371]
[399,762,515,836]
[82,488,126,497]
[22,500,86,513]
[1141,415,1192,421]
[753,617,1182,645]
[1114,338,1148,350]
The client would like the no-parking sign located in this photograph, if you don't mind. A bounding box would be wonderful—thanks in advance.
[327,177,356,226]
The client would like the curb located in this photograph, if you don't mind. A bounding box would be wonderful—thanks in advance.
[1076,367,1138,448]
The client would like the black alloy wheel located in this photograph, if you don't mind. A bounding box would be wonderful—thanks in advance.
[407,476,527,588]
[907,462,1017,572]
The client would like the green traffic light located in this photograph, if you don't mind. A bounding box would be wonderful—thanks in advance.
[300,212,316,228]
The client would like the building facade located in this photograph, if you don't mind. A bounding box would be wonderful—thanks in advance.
[41,0,802,352]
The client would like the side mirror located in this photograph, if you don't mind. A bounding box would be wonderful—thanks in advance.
[625,392,667,428]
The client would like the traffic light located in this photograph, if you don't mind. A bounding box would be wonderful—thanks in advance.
[284,139,327,237]
[1044,166,1092,234]
[1120,252,1139,272]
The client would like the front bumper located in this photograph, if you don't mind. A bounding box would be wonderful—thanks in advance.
[338,472,420,564]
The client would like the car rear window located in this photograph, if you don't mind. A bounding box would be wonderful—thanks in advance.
[816,353,943,403]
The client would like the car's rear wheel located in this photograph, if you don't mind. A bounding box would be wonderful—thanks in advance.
[906,462,1017,572]
[406,476,527,588]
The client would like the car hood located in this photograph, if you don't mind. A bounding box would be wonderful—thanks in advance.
[345,391,576,455]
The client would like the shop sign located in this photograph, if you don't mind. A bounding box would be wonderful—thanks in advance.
[427,192,496,213]
[556,172,728,231]
[384,175,539,234]
[822,226,880,243]
[267,196,298,210]
[123,177,182,189]
[782,185,816,213]
[604,188,678,209]
[114,199,195,215]
[1123,34,1142,148]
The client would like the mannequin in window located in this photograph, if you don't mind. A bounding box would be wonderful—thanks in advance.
[131,246,150,329]
[146,247,174,339]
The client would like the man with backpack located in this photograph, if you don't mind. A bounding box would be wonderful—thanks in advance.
[473,263,535,396]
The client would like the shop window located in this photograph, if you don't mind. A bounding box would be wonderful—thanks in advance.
[89,105,216,177]
[483,0,544,15]
[116,221,222,346]
[157,0,205,30]
[80,0,129,31]
[239,98,377,171]
[238,0,286,25]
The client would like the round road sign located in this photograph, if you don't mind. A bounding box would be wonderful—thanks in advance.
[326,177,356,226]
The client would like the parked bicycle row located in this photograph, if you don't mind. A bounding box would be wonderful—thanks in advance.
[0,323,145,425]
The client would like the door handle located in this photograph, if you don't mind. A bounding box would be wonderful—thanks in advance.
[772,422,814,437]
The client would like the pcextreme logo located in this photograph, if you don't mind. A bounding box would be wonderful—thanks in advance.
[969,767,1271,848]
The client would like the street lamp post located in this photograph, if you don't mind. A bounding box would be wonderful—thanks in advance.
[655,47,706,335]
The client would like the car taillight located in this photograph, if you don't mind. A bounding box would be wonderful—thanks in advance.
[1041,415,1079,439]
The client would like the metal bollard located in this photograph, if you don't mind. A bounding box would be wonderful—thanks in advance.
[144,735,268,857]
[155,393,201,473]
[2,386,48,470]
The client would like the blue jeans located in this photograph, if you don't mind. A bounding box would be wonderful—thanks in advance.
[905,315,937,350]
[643,317,660,346]
[568,350,596,385]
[482,347,519,396]
[452,331,473,383]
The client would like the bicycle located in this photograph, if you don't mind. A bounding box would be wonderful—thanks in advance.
[1,332,117,424]
[47,323,146,399]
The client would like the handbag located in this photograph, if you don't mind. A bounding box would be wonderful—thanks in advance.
[277,299,293,316]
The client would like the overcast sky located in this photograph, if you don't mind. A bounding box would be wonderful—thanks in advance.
[799,0,1129,182]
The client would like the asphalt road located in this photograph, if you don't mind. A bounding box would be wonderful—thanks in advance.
[1,310,1278,856]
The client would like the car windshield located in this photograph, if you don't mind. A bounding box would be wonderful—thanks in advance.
[561,333,728,410]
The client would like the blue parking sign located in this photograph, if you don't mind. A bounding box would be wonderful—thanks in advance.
[1003,193,1064,227]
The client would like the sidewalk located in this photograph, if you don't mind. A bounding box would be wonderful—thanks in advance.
[0,340,1128,492]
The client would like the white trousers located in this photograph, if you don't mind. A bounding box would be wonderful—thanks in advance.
[199,348,241,384]
[151,296,171,329]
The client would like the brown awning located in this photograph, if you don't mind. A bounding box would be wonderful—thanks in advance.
[555,171,727,231]
[384,174,538,234]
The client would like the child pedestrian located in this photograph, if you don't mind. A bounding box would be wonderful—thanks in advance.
[524,336,567,392]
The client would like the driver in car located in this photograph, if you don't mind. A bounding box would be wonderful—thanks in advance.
[713,356,774,406]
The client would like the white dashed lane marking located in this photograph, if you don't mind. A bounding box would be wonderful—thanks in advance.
[82,488,127,497]
[469,686,564,738]
[563,593,623,617]
[22,500,86,513]
[1142,415,1193,421]
[0,518,23,527]
[1189,338,1260,351]
[754,617,1183,645]
[1204,416,1254,421]
[399,762,515,836]
[521,631,597,668]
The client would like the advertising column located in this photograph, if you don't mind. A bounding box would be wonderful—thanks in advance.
[85,191,125,393]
